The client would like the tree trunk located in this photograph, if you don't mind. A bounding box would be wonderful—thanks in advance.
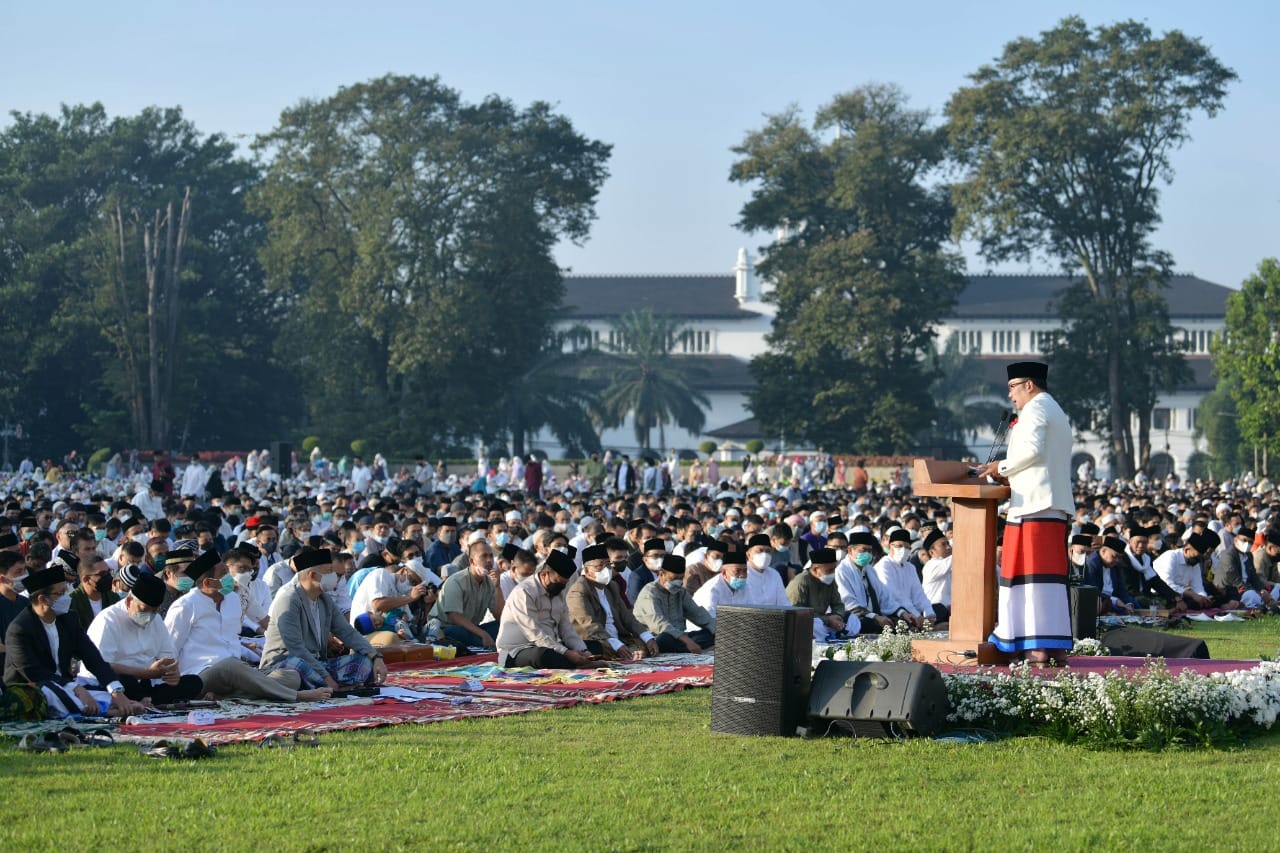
[1107,341,1133,478]
[144,210,162,448]
[1137,411,1152,474]
[157,188,192,449]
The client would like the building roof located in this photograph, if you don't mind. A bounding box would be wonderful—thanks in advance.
[705,416,762,440]
[676,355,754,392]
[955,274,1232,319]
[561,275,753,319]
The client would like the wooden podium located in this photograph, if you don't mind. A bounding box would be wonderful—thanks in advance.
[910,459,1010,666]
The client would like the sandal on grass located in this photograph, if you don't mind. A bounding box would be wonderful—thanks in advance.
[140,740,181,759]
[17,733,69,753]
[292,730,320,748]
[258,734,291,750]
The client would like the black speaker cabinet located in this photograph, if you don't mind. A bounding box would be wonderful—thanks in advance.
[270,441,293,479]
[1069,585,1098,640]
[808,660,951,738]
[711,605,813,737]
[1100,625,1209,659]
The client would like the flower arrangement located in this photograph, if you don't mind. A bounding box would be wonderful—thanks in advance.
[821,621,917,663]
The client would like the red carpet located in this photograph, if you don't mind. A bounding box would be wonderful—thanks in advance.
[118,654,713,745]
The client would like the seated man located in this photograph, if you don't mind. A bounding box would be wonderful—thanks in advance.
[626,538,667,603]
[167,550,333,702]
[566,544,658,660]
[4,566,144,718]
[692,550,751,622]
[496,548,592,669]
[424,517,461,572]
[1123,525,1185,610]
[70,554,119,630]
[260,549,388,691]
[430,539,504,649]
[224,544,271,636]
[834,531,893,635]
[683,541,726,596]
[1154,531,1238,610]
[86,572,204,705]
[1216,526,1273,609]
[633,555,715,653]
[498,545,537,598]
[1083,536,1138,615]
[919,530,953,623]
[744,533,789,607]
[785,548,847,640]
[350,557,439,642]
[157,547,199,618]
[870,529,937,630]
[1068,533,1093,582]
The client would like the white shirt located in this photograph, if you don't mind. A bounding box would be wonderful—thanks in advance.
[742,564,789,608]
[350,568,405,625]
[1153,550,1207,597]
[692,574,749,624]
[1126,547,1156,580]
[131,489,165,522]
[164,589,246,676]
[834,557,878,615]
[921,556,952,607]
[871,553,935,618]
[87,598,177,672]
[262,560,294,598]
[233,574,271,630]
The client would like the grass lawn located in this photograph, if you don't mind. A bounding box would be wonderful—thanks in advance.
[4,619,1279,851]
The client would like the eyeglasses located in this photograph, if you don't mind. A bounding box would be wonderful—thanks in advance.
[1007,379,1030,390]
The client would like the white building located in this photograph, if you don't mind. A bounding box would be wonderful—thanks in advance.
[542,251,1231,478]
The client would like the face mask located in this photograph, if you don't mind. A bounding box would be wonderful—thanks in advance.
[322,512,333,521]
[262,541,277,555]
[706,559,723,572]
[646,557,664,570]
[93,573,112,594]
[594,567,613,586]
[439,531,455,544]
[353,541,366,555]
[1150,537,1163,550]
[494,532,510,548]
[129,608,155,628]
[666,579,683,593]
[553,523,568,533]
[1071,553,1087,567]
[319,572,340,593]
[544,580,566,597]
[813,522,828,535]
[94,528,107,541]
[11,573,27,592]
[818,572,836,586]
[369,534,387,547]
[749,552,770,571]
[728,576,747,591]
[889,546,907,562]
[232,570,252,586]
[663,540,675,553]
[834,548,847,563]
[554,546,568,555]
[854,551,874,568]
[153,555,167,572]
[50,592,72,615]
[216,574,235,596]
[176,576,195,593]
[1236,541,1251,554]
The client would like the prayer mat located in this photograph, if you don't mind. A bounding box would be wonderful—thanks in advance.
[108,653,714,745]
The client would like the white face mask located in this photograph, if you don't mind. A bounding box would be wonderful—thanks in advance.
[706,559,723,573]
[889,546,908,563]
[834,548,847,563]
[1236,541,1251,554]
[129,608,155,628]
[594,567,613,586]
[663,540,675,553]
[319,572,340,593]
[50,592,72,615]
[1071,553,1087,567]
[818,572,836,586]
[749,552,770,571]
[646,557,664,570]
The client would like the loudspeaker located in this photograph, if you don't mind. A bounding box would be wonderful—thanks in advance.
[808,660,951,738]
[1100,625,1209,659]
[1070,585,1098,640]
[711,605,813,737]
[270,441,292,479]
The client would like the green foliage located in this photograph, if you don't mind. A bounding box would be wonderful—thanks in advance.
[493,329,601,459]
[85,447,112,474]
[1214,259,1280,471]
[349,438,368,457]
[745,438,765,454]
[947,16,1236,476]
[595,309,710,450]
[731,84,964,454]
[925,334,1007,451]
[301,436,321,454]
[699,440,718,455]
[251,74,611,456]
[1196,381,1245,479]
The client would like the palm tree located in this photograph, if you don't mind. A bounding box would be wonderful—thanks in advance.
[595,309,710,451]
[497,329,602,458]
[930,334,1007,446]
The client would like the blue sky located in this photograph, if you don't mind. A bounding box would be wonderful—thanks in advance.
[2,1,1274,288]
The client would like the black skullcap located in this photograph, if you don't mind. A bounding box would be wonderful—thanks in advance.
[131,572,166,608]
[293,549,333,571]
[1267,528,1280,547]
[705,541,728,555]
[1006,361,1049,387]
[501,543,520,561]
[0,532,16,549]
[888,529,912,544]
[746,533,772,550]
[809,548,837,565]
[186,549,220,582]
[436,516,457,528]
[923,530,946,552]
[1078,522,1100,536]
[1100,536,1127,554]
[25,566,66,594]
[849,531,877,548]
[660,554,686,575]
[544,548,575,579]
[236,542,262,561]
[1186,531,1218,554]
[1070,534,1094,548]
[1237,527,1257,542]
[166,548,197,563]
[722,550,746,566]
[581,544,609,563]
[643,538,666,554]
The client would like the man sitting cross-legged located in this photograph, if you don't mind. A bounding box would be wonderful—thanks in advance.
[496,548,593,669]
[566,544,658,661]
[633,554,715,653]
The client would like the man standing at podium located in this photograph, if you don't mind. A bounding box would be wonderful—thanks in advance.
[974,361,1074,666]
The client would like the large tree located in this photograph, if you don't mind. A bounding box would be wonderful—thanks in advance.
[251,74,610,455]
[1212,258,1280,476]
[731,84,965,454]
[595,309,709,451]
[946,16,1235,477]
[0,104,289,457]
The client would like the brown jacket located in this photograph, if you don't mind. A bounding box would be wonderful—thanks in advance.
[566,575,649,653]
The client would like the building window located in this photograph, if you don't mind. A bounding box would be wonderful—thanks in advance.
[992,329,1022,354]
[678,329,713,354]
[957,329,981,353]
[1186,408,1196,432]
[1152,408,1171,431]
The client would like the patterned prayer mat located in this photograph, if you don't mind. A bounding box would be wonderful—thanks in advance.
[98,653,714,745]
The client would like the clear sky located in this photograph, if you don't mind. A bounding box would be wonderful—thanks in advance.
[2,1,1275,288]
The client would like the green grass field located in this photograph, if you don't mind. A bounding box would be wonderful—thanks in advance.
[5,621,1279,851]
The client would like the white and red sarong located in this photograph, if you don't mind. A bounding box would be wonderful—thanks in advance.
[988,515,1073,653]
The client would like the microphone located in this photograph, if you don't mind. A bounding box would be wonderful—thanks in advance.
[983,410,1014,467]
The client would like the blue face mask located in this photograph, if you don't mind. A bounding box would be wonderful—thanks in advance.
[353,541,366,555]
[494,532,510,548]
[176,576,195,593]
[728,577,747,591]
[854,551,874,568]
[219,574,236,596]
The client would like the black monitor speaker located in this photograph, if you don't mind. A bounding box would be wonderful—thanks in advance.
[711,605,813,737]
[808,660,951,738]
[1069,585,1098,640]
[1100,625,1209,659]
[270,441,292,479]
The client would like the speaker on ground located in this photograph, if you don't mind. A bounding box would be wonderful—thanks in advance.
[1100,625,1209,659]
[807,660,951,738]
[710,605,813,737]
